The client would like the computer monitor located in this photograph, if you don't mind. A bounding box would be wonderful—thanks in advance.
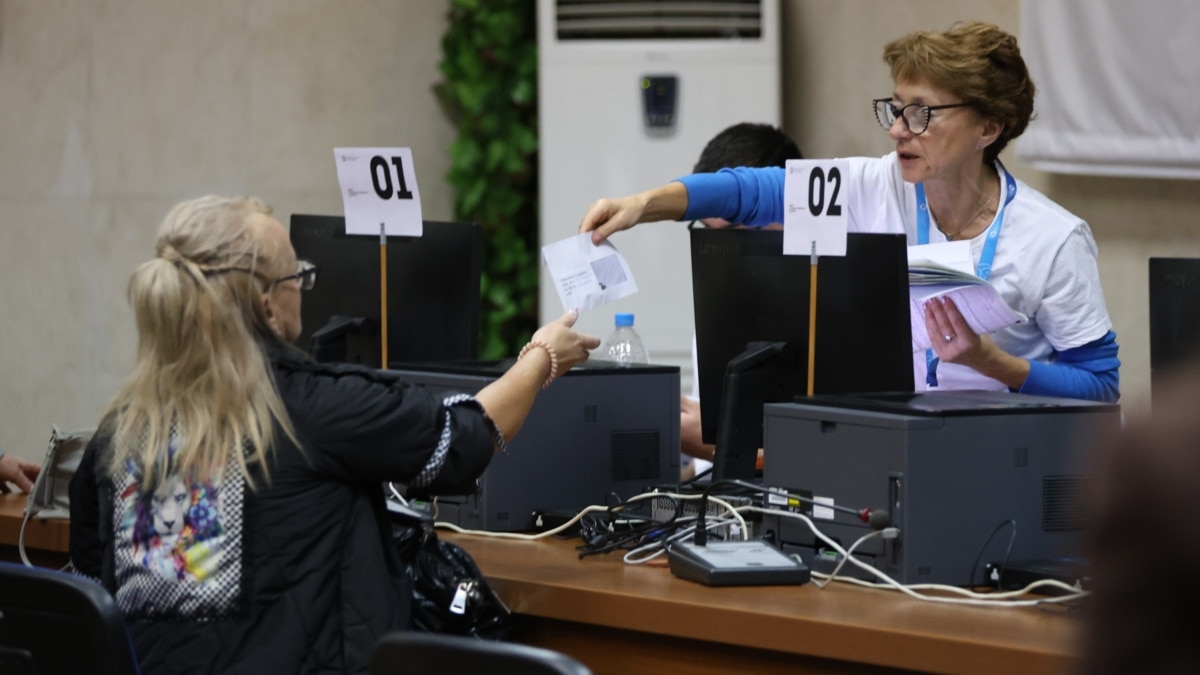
[1149,257,1200,412]
[289,215,482,366]
[690,229,914,481]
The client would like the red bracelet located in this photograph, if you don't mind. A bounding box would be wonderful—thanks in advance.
[518,339,559,389]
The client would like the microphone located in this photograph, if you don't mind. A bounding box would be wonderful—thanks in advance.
[782,493,891,530]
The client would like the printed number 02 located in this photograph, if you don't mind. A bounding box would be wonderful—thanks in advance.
[807,167,843,217]
[370,156,414,200]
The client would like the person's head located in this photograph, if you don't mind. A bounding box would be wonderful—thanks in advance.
[693,122,803,175]
[875,21,1035,182]
[1083,369,1200,674]
[107,195,302,492]
[692,122,803,229]
[150,196,308,342]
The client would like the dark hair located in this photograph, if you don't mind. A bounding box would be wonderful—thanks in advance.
[693,123,803,173]
[882,21,1035,164]
[1083,366,1200,674]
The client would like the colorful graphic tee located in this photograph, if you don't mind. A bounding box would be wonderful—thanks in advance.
[111,435,243,619]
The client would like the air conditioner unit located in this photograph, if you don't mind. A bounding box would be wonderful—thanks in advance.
[538,0,782,392]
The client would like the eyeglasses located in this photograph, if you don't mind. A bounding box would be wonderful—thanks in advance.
[269,260,318,291]
[872,98,972,135]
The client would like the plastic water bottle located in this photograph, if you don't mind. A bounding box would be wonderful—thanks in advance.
[602,313,649,366]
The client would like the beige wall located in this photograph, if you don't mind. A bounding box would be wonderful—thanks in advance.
[2,0,1194,463]
[0,0,455,461]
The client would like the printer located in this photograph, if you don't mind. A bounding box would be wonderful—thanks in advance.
[759,390,1120,586]
[390,360,680,532]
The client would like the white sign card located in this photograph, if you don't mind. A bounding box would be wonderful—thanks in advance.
[541,233,639,314]
[782,159,850,257]
[333,147,423,236]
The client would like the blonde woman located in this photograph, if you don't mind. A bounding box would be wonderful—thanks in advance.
[69,196,598,674]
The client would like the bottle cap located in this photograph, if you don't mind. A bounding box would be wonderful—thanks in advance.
[614,313,634,327]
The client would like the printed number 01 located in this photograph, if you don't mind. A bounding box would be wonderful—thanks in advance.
[807,167,843,217]
[370,156,414,200]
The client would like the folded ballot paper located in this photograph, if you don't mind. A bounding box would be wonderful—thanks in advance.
[908,259,1027,352]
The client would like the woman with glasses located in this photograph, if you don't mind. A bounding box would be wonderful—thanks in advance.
[69,195,600,674]
[578,21,1118,403]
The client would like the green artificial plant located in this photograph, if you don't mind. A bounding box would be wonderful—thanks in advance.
[437,0,539,360]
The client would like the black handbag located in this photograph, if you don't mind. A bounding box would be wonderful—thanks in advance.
[392,505,512,640]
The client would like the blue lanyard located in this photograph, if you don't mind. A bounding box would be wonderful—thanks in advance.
[916,162,1018,386]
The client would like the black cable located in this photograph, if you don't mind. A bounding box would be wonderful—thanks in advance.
[967,519,1017,589]
[575,493,688,558]
[1035,595,1090,619]
[692,478,774,546]
[679,465,713,488]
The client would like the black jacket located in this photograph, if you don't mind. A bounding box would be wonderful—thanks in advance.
[69,347,496,674]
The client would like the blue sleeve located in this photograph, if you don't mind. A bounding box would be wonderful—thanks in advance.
[676,166,786,227]
[1018,330,1121,402]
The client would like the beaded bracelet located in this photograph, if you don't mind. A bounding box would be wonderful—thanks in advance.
[517,339,559,389]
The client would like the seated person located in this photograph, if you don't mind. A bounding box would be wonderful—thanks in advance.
[582,22,1119,403]
[69,195,599,675]
[680,123,803,478]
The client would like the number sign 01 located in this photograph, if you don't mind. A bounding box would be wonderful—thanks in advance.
[334,147,424,236]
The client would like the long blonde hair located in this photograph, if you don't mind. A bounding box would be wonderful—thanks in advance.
[103,195,297,491]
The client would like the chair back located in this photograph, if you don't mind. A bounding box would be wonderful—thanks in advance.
[0,562,140,675]
[370,632,591,675]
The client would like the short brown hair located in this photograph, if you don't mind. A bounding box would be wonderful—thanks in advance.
[882,21,1035,163]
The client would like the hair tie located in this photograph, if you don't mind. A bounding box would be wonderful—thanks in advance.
[159,244,184,266]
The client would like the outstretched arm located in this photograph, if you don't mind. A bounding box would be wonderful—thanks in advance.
[579,166,787,243]
[476,309,602,443]
[579,182,689,244]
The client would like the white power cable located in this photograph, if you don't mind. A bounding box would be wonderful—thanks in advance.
[741,506,1088,607]
[387,482,408,505]
[433,490,748,542]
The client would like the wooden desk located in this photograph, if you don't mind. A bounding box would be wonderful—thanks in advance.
[449,533,1081,675]
[1,496,1081,673]
[0,493,70,567]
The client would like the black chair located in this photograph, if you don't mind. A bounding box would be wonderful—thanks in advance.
[0,562,141,675]
[370,632,591,675]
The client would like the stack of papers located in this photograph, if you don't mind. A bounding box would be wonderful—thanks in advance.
[908,260,1027,352]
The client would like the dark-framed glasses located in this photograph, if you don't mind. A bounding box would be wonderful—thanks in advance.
[872,98,972,135]
[271,259,318,291]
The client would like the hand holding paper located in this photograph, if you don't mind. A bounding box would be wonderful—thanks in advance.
[907,256,1027,351]
[542,233,639,314]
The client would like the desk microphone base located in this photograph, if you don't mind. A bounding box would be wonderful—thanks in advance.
[668,540,811,587]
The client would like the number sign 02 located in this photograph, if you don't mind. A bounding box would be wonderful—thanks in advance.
[783,159,849,257]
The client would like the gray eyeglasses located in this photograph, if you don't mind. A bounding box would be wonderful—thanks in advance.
[873,98,971,135]
[270,260,318,291]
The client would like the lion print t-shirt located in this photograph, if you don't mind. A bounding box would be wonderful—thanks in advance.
[111,434,244,620]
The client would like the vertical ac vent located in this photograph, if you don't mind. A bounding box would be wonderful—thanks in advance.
[556,0,763,40]
[610,429,661,481]
[1043,475,1087,532]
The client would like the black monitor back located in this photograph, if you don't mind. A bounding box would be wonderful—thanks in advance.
[691,229,914,447]
[290,215,482,366]
[1149,257,1200,411]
